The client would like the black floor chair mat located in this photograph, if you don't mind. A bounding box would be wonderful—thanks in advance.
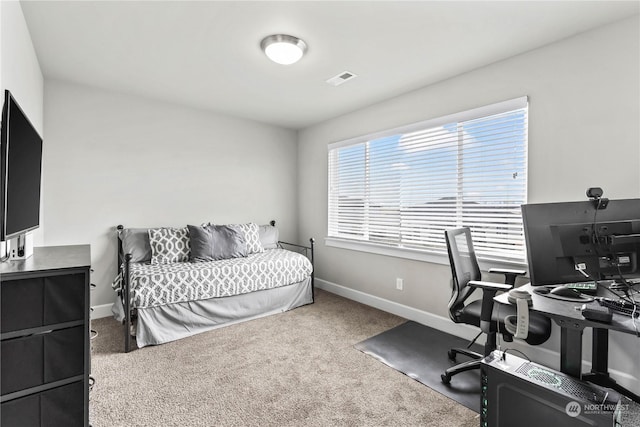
[355,320,482,412]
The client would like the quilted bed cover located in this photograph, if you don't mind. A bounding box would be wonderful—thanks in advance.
[127,248,313,309]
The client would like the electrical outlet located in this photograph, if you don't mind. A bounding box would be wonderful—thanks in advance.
[396,278,404,290]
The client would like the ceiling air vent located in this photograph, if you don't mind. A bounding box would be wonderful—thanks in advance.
[326,71,358,86]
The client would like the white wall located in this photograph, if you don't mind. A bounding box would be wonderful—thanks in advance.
[43,80,298,308]
[298,16,640,390]
[0,1,43,132]
[0,0,44,247]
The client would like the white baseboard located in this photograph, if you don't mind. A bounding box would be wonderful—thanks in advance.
[315,277,640,394]
[316,278,483,342]
[91,303,114,319]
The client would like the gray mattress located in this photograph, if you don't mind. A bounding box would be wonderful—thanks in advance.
[113,277,312,347]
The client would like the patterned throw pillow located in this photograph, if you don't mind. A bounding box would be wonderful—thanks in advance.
[148,227,190,264]
[231,223,264,254]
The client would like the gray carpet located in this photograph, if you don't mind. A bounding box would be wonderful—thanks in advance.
[89,290,479,426]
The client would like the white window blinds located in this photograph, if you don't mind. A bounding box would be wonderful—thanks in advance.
[328,97,528,264]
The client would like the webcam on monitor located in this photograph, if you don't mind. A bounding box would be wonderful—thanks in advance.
[586,187,608,210]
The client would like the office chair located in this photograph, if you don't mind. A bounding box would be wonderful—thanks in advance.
[441,227,551,385]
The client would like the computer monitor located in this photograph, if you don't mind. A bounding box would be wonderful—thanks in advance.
[522,198,640,286]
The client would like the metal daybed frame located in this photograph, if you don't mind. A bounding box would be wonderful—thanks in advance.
[115,222,315,352]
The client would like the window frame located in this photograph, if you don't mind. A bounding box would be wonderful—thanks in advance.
[326,96,529,269]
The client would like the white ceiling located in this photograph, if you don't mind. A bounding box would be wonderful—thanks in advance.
[21,1,640,130]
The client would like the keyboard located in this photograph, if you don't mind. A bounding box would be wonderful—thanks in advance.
[597,297,640,317]
[563,281,599,294]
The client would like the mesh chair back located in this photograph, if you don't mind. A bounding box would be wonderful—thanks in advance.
[445,227,482,321]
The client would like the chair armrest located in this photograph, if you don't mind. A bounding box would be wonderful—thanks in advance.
[488,267,526,276]
[469,281,513,292]
[469,281,513,327]
[488,268,527,286]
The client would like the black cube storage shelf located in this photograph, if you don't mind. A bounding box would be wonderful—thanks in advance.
[1,245,91,427]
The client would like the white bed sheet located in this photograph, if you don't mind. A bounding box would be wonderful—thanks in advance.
[129,277,312,347]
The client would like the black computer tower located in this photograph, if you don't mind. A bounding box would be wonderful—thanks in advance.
[480,351,619,427]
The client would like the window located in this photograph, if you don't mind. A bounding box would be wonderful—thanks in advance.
[328,97,528,265]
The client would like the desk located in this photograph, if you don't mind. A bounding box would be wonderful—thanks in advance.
[495,283,640,401]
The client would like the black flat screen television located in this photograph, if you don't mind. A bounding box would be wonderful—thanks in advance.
[522,198,640,285]
[0,89,43,241]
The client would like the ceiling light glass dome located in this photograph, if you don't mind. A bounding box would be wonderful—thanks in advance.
[260,34,307,65]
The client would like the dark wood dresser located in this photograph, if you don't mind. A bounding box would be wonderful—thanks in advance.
[1,245,91,427]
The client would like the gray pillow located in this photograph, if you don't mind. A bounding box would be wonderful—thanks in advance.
[259,224,279,250]
[119,228,152,263]
[188,224,247,262]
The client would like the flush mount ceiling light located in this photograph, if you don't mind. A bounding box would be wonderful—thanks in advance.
[260,34,307,65]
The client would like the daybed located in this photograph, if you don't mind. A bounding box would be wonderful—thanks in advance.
[112,221,314,352]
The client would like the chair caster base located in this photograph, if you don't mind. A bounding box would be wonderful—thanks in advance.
[441,373,451,385]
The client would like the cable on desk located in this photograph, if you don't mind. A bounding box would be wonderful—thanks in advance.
[599,280,640,308]
[602,284,628,301]
[501,348,531,362]
[592,206,602,257]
